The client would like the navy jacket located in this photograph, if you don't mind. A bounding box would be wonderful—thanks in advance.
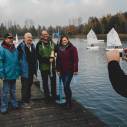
[17,41,38,78]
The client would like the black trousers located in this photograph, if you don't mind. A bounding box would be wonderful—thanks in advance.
[21,73,33,103]
[41,69,56,100]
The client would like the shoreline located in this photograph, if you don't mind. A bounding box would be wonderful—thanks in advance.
[0,34,127,40]
[66,34,127,40]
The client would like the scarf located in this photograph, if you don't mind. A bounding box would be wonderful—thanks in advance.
[59,43,70,52]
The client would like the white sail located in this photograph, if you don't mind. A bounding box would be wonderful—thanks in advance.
[87,29,98,45]
[14,34,19,48]
[15,34,18,43]
[107,28,122,46]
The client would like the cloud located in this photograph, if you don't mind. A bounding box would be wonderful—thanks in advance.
[0,0,127,28]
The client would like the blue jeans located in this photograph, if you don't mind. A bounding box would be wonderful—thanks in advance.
[1,80,18,112]
[60,72,73,103]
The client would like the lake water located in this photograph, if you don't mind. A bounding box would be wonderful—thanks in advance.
[0,38,127,127]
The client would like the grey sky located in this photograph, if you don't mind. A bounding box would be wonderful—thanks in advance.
[0,0,127,28]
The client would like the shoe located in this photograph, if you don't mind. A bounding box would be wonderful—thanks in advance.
[63,102,72,110]
[51,96,56,102]
[21,103,31,109]
[66,103,72,109]
[44,99,50,104]
[29,100,34,105]
[12,107,21,110]
[43,96,52,104]
[2,110,8,115]
[44,97,52,104]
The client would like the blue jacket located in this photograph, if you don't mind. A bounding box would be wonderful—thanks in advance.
[0,41,20,80]
[17,41,38,78]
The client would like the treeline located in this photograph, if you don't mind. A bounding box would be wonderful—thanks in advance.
[0,12,127,37]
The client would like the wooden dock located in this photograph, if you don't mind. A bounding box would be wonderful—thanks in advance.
[0,77,108,127]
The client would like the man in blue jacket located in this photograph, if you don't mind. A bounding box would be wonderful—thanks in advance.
[0,33,20,115]
[17,32,38,109]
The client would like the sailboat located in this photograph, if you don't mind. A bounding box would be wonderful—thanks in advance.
[86,29,99,49]
[13,34,19,48]
[105,28,123,52]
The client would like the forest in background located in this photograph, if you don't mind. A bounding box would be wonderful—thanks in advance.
[0,11,127,38]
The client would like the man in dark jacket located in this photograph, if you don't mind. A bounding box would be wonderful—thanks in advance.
[106,49,127,98]
[0,33,20,115]
[36,30,58,103]
[17,32,38,108]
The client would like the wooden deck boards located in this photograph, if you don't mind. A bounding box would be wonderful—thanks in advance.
[0,77,45,102]
[0,77,108,127]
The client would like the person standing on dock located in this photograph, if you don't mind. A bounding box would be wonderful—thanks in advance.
[36,30,58,103]
[0,33,20,115]
[56,35,78,109]
[17,32,38,109]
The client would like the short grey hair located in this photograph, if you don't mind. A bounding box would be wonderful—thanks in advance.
[24,32,32,38]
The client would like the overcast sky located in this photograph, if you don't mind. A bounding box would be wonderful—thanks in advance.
[0,0,127,28]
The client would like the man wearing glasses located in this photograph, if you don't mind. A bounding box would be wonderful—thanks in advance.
[17,32,38,109]
[36,30,58,103]
[0,33,20,115]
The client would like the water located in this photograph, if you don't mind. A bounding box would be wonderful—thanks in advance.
[0,38,127,127]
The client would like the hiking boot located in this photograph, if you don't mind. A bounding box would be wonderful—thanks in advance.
[29,100,34,105]
[2,110,9,115]
[21,103,31,109]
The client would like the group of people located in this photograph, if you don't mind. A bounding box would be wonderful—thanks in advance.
[1,30,127,117]
[0,30,79,115]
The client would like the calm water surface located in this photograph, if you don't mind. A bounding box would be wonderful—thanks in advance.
[0,38,127,127]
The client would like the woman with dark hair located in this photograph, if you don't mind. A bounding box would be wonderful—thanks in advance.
[56,35,78,109]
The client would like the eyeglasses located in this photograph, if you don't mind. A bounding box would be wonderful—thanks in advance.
[41,34,48,36]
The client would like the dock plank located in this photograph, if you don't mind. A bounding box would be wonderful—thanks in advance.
[0,77,45,102]
[0,77,108,127]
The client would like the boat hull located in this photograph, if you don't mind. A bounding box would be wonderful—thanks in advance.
[105,48,123,53]
[98,40,104,42]
[86,46,99,49]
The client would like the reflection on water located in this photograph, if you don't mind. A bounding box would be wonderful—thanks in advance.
[0,38,127,127]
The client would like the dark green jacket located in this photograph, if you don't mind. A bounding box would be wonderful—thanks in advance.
[36,38,58,70]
